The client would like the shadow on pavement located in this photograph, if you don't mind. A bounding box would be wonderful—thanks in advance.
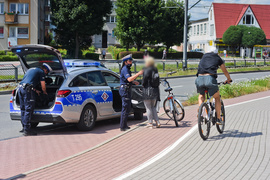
[32,116,147,136]
[208,129,263,141]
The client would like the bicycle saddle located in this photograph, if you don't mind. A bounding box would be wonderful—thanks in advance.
[165,87,173,92]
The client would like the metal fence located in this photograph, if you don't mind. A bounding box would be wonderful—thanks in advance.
[113,58,270,73]
[0,64,19,82]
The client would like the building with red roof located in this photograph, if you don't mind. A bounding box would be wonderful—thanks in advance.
[188,3,270,57]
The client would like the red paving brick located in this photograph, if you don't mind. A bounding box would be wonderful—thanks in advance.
[1,91,270,179]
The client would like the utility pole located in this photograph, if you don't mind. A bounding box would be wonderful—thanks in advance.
[183,0,188,70]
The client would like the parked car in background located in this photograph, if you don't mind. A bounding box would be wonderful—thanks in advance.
[190,48,205,54]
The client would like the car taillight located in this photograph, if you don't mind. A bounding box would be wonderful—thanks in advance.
[12,89,16,96]
[57,90,71,97]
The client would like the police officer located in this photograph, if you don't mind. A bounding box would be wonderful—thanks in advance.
[18,63,52,136]
[119,54,143,131]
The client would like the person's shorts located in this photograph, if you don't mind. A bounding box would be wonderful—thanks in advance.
[195,75,219,96]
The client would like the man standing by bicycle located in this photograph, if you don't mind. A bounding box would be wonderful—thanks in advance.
[195,47,232,125]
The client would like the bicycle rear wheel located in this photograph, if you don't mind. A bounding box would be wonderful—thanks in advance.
[198,102,210,140]
[173,108,179,127]
[216,100,225,133]
[163,99,185,121]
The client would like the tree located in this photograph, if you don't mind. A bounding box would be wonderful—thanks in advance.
[223,26,242,46]
[242,26,267,48]
[115,0,164,51]
[160,0,185,50]
[51,0,112,58]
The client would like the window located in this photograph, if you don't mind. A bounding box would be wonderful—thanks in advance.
[0,27,3,38]
[243,14,254,25]
[193,25,196,35]
[87,71,106,86]
[103,72,120,87]
[106,16,116,23]
[204,23,206,34]
[45,14,50,21]
[70,73,89,87]
[18,27,28,38]
[200,24,203,35]
[9,27,29,38]
[9,3,29,14]
[210,10,212,20]
[190,26,192,35]
[0,3,4,14]
[197,25,199,35]
[210,24,214,36]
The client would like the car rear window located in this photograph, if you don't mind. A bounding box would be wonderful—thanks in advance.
[23,53,62,70]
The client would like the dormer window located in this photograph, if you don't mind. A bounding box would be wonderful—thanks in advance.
[243,14,254,25]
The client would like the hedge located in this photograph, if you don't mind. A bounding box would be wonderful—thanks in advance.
[0,55,19,61]
[118,51,203,59]
[84,52,99,60]
[0,51,6,55]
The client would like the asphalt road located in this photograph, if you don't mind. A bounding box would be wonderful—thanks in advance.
[0,71,269,141]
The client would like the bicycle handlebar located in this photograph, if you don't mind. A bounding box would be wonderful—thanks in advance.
[218,80,233,85]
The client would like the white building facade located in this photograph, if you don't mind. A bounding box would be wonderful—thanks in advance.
[188,3,270,57]
[92,0,119,48]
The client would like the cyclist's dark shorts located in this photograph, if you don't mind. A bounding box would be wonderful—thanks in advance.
[195,75,219,96]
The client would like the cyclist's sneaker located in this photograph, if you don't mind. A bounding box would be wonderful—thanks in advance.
[216,118,224,125]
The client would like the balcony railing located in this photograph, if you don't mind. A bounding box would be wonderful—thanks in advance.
[4,13,18,24]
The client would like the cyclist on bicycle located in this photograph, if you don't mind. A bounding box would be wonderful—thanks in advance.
[195,47,232,125]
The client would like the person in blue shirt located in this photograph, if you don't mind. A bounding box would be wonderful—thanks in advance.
[18,63,52,136]
[119,54,143,131]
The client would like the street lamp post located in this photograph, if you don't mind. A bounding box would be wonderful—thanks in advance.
[183,0,188,70]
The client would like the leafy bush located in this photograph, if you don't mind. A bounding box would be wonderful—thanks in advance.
[0,51,6,55]
[0,55,19,61]
[84,52,99,60]
[7,51,16,56]
[108,46,123,59]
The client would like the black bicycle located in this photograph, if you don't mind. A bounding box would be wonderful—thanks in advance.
[162,71,185,127]
[198,81,231,140]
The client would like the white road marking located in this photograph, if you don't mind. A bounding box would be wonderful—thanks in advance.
[114,95,270,180]
[171,85,183,88]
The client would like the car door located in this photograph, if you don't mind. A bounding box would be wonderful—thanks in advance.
[102,72,122,112]
[86,71,114,116]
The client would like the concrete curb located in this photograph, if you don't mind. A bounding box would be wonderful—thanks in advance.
[0,90,12,95]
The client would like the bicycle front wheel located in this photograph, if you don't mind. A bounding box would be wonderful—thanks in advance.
[216,100,225,133]
[198,102,210,140]
[163,99,185,121]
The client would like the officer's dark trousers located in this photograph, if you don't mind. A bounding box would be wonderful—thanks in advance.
[18,87,36,132]
[119,87,131,129]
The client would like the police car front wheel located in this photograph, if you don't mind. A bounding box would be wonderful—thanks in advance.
[77,105,96,131]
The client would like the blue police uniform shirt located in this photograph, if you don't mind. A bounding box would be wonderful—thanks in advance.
[120,65,131,85]
[20,68,45,88]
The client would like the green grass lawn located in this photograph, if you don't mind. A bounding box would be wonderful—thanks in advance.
[182,77,270,106]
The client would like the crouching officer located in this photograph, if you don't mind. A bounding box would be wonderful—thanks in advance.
[119,54,143,131]
[18,63,52,136]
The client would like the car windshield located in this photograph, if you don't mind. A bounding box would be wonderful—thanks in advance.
[22,53,62,70]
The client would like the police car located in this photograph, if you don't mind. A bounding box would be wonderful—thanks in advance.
[10,45,145,131]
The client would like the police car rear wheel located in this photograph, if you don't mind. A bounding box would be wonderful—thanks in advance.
[77,105,96,131]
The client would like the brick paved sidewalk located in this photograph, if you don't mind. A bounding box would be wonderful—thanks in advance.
[1,91,269,179]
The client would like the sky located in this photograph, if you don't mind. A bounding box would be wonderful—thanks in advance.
[189,0,270,20]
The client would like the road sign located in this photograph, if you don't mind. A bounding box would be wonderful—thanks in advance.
[8,38,17,48]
